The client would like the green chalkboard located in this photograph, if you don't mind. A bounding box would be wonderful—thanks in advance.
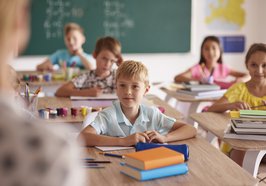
[24,0,191,55]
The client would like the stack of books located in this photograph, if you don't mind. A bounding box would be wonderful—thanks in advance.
[176,84,226,99]
[224,110,266,141]
[120,147,188,181]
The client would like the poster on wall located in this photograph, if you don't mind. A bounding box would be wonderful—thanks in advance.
[204,0,246,53]
[204,0,246,31]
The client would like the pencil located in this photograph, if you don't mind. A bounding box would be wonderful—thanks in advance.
[99,152,125,159]
[85,160,111,164]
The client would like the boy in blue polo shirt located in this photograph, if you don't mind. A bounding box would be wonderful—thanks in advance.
[37,22,94,71]
[79,61,196,146]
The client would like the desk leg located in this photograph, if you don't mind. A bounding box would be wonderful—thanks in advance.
[242,150,266,177]
[187,102,200,126]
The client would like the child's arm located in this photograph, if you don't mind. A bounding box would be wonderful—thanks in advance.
[207,96,251,112]
[229,70,250,83]
[36,59,54,71]
[55,82,103,97]
[75,50,95,70]
[145,122,196,143]
[174,69,193,83]
[79,125,150,146]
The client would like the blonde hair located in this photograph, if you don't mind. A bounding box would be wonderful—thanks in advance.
[116,60,149,86]
[94,36,121,58]
[64,22,84,35]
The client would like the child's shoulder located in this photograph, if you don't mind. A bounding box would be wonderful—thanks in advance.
[141,104,160,115]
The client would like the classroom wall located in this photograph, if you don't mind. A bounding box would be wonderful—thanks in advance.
[11,0,264,83]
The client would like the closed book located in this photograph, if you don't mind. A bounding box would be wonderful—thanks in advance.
[240,110,266,118]
[177,89,226,96]
[183,84,220,91]
[124,147,184,170]
[231,123,266,135]
[231,118,266,129]
[120,162,188,181]
[224,125,266,141]
[135,142,189,161]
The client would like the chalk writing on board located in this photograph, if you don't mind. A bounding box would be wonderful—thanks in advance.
[43,0,84,39]
[103,0,134,38]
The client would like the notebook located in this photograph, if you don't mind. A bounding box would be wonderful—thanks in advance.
[120,162,188,181]
[124,147,184,170]
[135,142,189,161]
[95,146,135,152]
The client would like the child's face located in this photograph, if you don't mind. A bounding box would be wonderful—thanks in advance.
[64,30,85,54]
[246,51,266,82]
[95,49,118,74]
[116,76,149,109]
[202,40,220,64]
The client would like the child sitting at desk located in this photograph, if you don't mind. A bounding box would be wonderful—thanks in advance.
[79,61,196,146]
[36,22,95,71]
[208,43,266,165]
[174,36,248,88]
[55,36,123,97]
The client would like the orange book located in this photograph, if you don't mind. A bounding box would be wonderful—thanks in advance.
[124,147,184,170]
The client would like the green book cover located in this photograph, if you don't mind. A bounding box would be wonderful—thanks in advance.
[240,110,266,116]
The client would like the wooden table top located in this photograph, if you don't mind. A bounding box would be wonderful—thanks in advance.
[190,112,266,151]
[84,137,257,185]
[37,97,85,123]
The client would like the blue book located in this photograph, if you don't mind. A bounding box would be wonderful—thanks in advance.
[120,162,188,181]
[135,142,189,161]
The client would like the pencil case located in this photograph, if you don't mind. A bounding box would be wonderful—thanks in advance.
[135,142,189,161]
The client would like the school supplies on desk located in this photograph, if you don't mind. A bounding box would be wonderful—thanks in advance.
[224,124,266,141]
[135,142,189,161]
[176,89,226,100]
[95,146,135,152]
[71,94,118,100]
[183,84,220,91]
[240,110,266,118]
[120,162,188,181]
[99,152,125,159]
[124,147,184,170]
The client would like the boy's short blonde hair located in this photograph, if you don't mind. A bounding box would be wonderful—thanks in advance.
[64,22,84,35]
[94,36,121,58]
[116,61,149,86]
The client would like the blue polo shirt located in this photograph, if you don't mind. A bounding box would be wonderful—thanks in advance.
[89,100,176,137]
[49,49,95,69]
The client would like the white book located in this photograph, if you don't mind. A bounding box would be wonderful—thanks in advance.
[71,94,117,100]
[231,123,266,135]
[177,89,226,96]
[95,146,135,152]
[224,125,266,141]
[231,119,266,129]
[183,84,220,91]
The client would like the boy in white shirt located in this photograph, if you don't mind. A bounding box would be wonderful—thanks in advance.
[80,61,196,146]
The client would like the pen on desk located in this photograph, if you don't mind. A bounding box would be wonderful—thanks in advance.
[99,152,125,159]
[85,160,111,164]
[83,158,95,161]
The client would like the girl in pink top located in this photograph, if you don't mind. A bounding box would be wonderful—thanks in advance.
[174,36,248,88]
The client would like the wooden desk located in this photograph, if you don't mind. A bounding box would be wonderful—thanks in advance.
[85,137,256,184]
[18,70,70,96]
[85,96,256,185]
[190,112,266,177]
[161,87,219,125]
